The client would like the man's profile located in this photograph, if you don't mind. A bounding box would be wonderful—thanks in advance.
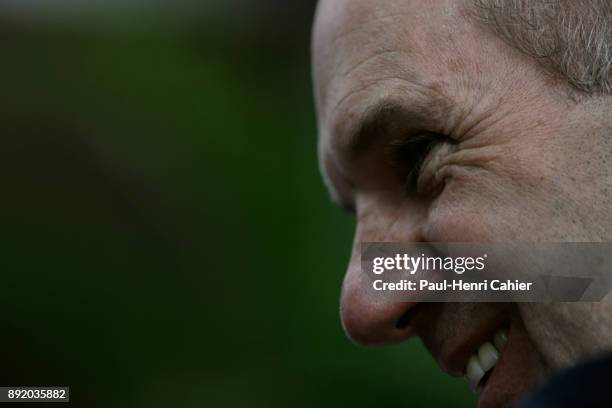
[311,0,612,407]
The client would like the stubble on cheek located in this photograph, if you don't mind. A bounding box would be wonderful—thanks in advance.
[519,300,612,372]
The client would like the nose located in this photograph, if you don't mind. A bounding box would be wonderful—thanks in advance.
[340,199,425,346]
[341,266,418,345]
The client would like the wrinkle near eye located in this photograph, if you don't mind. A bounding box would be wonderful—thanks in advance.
[388,132,446,192]
[417,141,506,199]
[417,141,458,197]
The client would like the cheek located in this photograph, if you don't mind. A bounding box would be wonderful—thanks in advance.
[419,134,576,242]
[520,300,612,370]
[421,164,526,242]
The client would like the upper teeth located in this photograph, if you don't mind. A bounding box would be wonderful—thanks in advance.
[465,329,508,391]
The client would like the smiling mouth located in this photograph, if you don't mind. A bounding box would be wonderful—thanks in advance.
[465,329,509,392]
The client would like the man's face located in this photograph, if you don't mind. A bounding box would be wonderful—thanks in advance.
[312,0,612,407]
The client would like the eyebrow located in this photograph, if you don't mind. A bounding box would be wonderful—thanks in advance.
[339,98,438,159]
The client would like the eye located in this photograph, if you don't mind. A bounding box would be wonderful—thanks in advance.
[390,132,443,192]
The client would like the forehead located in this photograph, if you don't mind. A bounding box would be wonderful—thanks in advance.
[312,0,473,199]
[314,0,465,114]
[314,0,476,145]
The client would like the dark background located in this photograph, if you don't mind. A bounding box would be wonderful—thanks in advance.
[0,1,475,406]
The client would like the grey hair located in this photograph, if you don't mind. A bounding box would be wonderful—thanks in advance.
[474,0,612,94]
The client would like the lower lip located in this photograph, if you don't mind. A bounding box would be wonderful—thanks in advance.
[478,323,539,408]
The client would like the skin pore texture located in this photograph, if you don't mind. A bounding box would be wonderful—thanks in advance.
[312,0,612,407]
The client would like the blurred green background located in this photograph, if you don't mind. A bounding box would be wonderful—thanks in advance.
[0,1,475,407]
